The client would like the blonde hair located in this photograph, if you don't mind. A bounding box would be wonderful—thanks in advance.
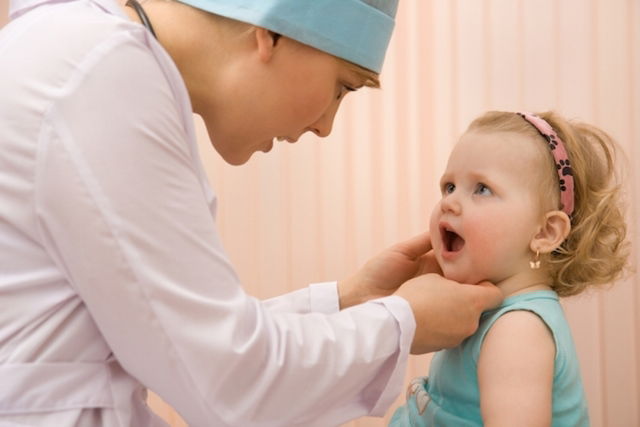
[338,59,381,89]
[467,111,629,297]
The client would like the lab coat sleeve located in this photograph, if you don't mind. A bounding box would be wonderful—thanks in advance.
[263,281,340,315]
[34,32,415,426]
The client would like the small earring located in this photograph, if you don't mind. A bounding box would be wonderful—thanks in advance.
[529,250,541,269]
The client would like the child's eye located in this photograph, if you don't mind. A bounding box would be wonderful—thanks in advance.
[442,183,456,194]
[474,183,492,196]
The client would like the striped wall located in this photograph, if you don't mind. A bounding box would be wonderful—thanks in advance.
[2,0,638,426]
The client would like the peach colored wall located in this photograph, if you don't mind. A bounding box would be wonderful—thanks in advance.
[0,0,6,26]
[2,1,638,426]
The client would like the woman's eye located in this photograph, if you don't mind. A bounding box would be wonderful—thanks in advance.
[443,183,455,194]
[475,183,492,195]
[337,85,355,100]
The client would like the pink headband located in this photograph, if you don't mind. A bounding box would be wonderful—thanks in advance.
[517,112,575,217]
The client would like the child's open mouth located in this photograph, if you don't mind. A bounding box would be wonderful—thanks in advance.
[441,225,465,253]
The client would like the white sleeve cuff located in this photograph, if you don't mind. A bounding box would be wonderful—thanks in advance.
[309,281,340,314]
[263,281,339,314]
[367,295,416,415]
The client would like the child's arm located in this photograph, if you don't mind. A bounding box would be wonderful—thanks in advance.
[478,311,555,427]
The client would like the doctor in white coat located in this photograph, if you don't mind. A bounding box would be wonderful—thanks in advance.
[0,0,502,425]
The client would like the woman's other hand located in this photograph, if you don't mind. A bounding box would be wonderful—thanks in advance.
[337,232,441,309]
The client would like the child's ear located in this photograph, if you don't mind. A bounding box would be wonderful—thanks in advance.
[254,28,281,62]
[531,211,571,253]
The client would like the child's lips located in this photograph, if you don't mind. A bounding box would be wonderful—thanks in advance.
[439,222,465,259]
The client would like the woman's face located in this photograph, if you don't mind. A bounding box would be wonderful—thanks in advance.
[125,2,367,165]
[194,32,365,165]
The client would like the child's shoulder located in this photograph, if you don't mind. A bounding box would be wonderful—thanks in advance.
[481,309,556,361]
[479,290,562,334]
[467,290,564,359]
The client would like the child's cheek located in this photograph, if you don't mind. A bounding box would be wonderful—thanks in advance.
[428,207,443,254]
[464,217,503,273]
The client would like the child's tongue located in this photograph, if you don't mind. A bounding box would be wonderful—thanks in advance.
[450,233,465,251]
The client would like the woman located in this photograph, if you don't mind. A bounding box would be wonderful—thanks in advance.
[0,0,502,425]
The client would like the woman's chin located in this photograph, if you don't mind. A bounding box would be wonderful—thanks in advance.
[217,146,254,166]
[225,155,250,166]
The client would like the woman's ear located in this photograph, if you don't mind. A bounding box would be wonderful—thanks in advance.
[254,28,280,62]
[530,211,571,253]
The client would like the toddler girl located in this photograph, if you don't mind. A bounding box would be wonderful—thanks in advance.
[390,111,629,426]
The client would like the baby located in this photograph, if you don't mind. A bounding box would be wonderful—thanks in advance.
[390,111,629,426]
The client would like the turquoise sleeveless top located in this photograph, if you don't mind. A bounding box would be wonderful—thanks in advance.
[389,290,589,426]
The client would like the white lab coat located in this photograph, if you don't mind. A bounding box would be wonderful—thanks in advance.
[0,0,415,425]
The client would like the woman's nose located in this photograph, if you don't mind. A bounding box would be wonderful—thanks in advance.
[308,99,341,137]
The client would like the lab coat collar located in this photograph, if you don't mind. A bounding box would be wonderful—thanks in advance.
[10,0,127,21]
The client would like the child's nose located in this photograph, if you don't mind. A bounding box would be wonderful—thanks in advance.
[440,194,462,215]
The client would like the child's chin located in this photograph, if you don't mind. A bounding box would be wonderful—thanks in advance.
[443,269,480,285]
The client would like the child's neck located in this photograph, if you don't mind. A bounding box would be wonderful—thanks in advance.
[493,268,553,298]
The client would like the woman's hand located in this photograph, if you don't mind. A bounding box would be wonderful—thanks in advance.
[395,276,503,354]
[337,232,441,309]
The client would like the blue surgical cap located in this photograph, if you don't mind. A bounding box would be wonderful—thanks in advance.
[177,0,399,73]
